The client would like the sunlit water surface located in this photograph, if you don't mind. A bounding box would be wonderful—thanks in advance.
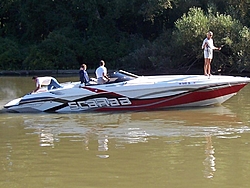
[1,76,250,188]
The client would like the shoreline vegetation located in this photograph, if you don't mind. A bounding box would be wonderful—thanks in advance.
[0,68,206,77]
[1,68,249,77]
[1,3,250,74]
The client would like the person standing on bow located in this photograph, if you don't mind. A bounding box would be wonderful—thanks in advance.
[202,31,221,76]
[32,76,63,93]
[79,64,90,86]
[95,60,110,84]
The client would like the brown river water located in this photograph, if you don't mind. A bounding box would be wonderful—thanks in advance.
[1,76,250,188]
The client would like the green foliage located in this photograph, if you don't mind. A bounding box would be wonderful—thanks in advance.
[138,0,172,21]
[1,0,250,73]
[170,7,250,72]
[212,0,250,27]
[23,28,83,70]
[81,33,134,68]
[119,43,154,70]
[0,37,24,70]
[174,7,207,47]
[232,26,250,72]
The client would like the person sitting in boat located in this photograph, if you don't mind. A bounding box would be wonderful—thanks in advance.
[95,60,110,84]
[79,64,90,87]
[32,76,63,93]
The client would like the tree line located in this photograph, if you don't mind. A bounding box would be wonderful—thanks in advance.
[1,0,250,74]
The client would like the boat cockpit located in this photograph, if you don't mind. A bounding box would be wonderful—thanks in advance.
[106,70,138,84]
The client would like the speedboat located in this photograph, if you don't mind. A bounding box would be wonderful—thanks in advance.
[4,70,250,113]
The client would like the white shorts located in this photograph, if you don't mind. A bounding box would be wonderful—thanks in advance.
[204,48,213,59]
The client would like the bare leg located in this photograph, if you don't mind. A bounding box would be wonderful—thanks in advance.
[207,58,212,75]
[204,58,208,75]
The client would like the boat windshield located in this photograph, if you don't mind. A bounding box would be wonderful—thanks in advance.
[108,70,138,84]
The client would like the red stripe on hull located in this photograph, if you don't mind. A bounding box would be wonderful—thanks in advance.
[95,83,247,112]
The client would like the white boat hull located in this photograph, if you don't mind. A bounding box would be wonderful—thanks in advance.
[4,72,250,113]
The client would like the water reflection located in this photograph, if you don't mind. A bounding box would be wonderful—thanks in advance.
[3,142,13,172]
[203,135,216,179]
[6,105,248,149]
[40,128,55,147]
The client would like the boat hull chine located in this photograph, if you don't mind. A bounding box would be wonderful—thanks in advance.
[95,83,246,112]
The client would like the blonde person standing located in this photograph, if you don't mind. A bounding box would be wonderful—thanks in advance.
[202,31,221,76]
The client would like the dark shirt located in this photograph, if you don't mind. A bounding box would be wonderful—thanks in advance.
[79,69,90,84]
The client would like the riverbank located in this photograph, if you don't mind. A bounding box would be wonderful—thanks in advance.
[0,68,248,76]
[0,68,203,76]
[0,70,80,76]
